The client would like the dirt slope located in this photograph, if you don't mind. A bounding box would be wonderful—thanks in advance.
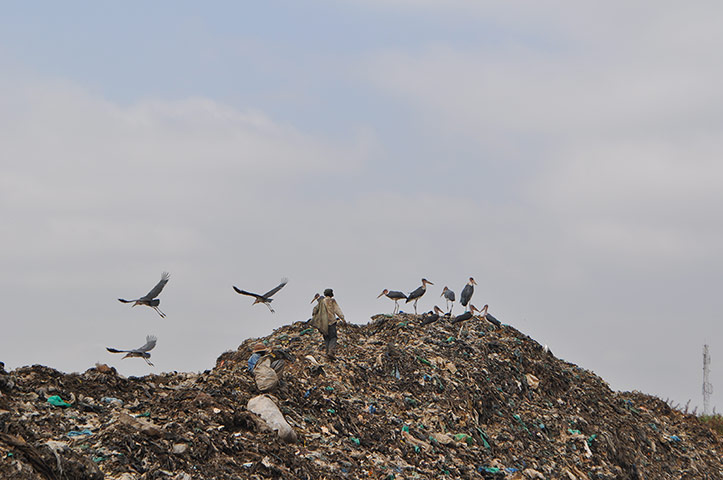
[1,313,720,479]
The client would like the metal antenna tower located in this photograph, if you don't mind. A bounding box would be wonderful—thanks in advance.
[703,344,713,416]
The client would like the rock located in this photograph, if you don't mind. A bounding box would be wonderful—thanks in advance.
[172,443,188,455]
[117,412,163,438]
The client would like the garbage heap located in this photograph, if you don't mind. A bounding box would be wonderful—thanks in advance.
[1,313,721,480]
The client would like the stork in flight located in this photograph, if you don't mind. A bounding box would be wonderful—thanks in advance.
[460,277,477,309]
[118,272,170,318]
[233,278,288,313]
[441,286,455,314]
[377,289,407,314]
[106,335,157,366]
[406,278,433,315]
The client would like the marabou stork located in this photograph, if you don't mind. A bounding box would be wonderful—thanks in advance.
[311,293,322,304]
[441,286,456,314]
[479,304,501,327]
[106,335,157,366]
[233,278,288,313]
[451,304,479,324]
[405,278,433,315]
[377,289,407,314]
[420,305,445,326]
[118,272,170,318]
[460,277,477,308]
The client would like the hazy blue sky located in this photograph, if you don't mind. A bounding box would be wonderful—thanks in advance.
[2,2,722,412]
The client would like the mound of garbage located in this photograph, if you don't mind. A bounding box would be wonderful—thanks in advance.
[1,313,721,479]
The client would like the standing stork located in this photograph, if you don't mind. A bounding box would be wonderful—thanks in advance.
[405,278,433,315]
[460,277,477,309]
[441,286,456,314]
[377,289,407,314]
[233,278,288,313]
[479,304,501,327]
[118,272,170,318]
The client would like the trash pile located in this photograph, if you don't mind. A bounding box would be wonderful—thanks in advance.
[1,313,721,479]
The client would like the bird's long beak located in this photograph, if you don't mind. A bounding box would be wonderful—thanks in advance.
[310,294,320,304]
[472,278,477,285]
[377,291,385,298]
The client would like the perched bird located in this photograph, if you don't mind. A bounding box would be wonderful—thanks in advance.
[420,305,445,326]
[377,289,407,314]
[118,272,170,318]
[441,286,456,314]
[106,335,157,366]
[311,293,322,304]
[406,278,433,315]
[460,277,477,308]
[479,304,501,327]
[451,304,479,324]
[233,278,288,313]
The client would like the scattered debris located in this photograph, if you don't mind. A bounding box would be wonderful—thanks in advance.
[1,313,722,479]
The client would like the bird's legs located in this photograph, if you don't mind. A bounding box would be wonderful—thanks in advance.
[153,306,166,318]
[265,303,275,314]
[144,357,154,366]
[413,298,418,315]
[393,300,400,314]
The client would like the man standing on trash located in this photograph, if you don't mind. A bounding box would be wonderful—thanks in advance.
[311,288,345,359]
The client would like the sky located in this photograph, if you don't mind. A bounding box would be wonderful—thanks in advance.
[1,2,722,412]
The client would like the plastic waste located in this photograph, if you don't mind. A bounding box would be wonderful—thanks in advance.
[47,395,71,407]
[453,433,473,445]
[101,396,123,407]
[67,429,93,437]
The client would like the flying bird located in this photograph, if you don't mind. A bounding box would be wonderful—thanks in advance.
[441,286,455,314]
[106,335,157,366]
[460,277,477,308]
[118,272,170,318]
[406,278,433,315]
[233,278,288,313]
[377,289,407,314]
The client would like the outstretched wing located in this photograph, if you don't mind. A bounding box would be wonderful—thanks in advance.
[262,278,288,299]
[117,298,136,303]
[136,335,157,353]
[106,347,130,353]
[141,272,170,301]
[233,286,263,300]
